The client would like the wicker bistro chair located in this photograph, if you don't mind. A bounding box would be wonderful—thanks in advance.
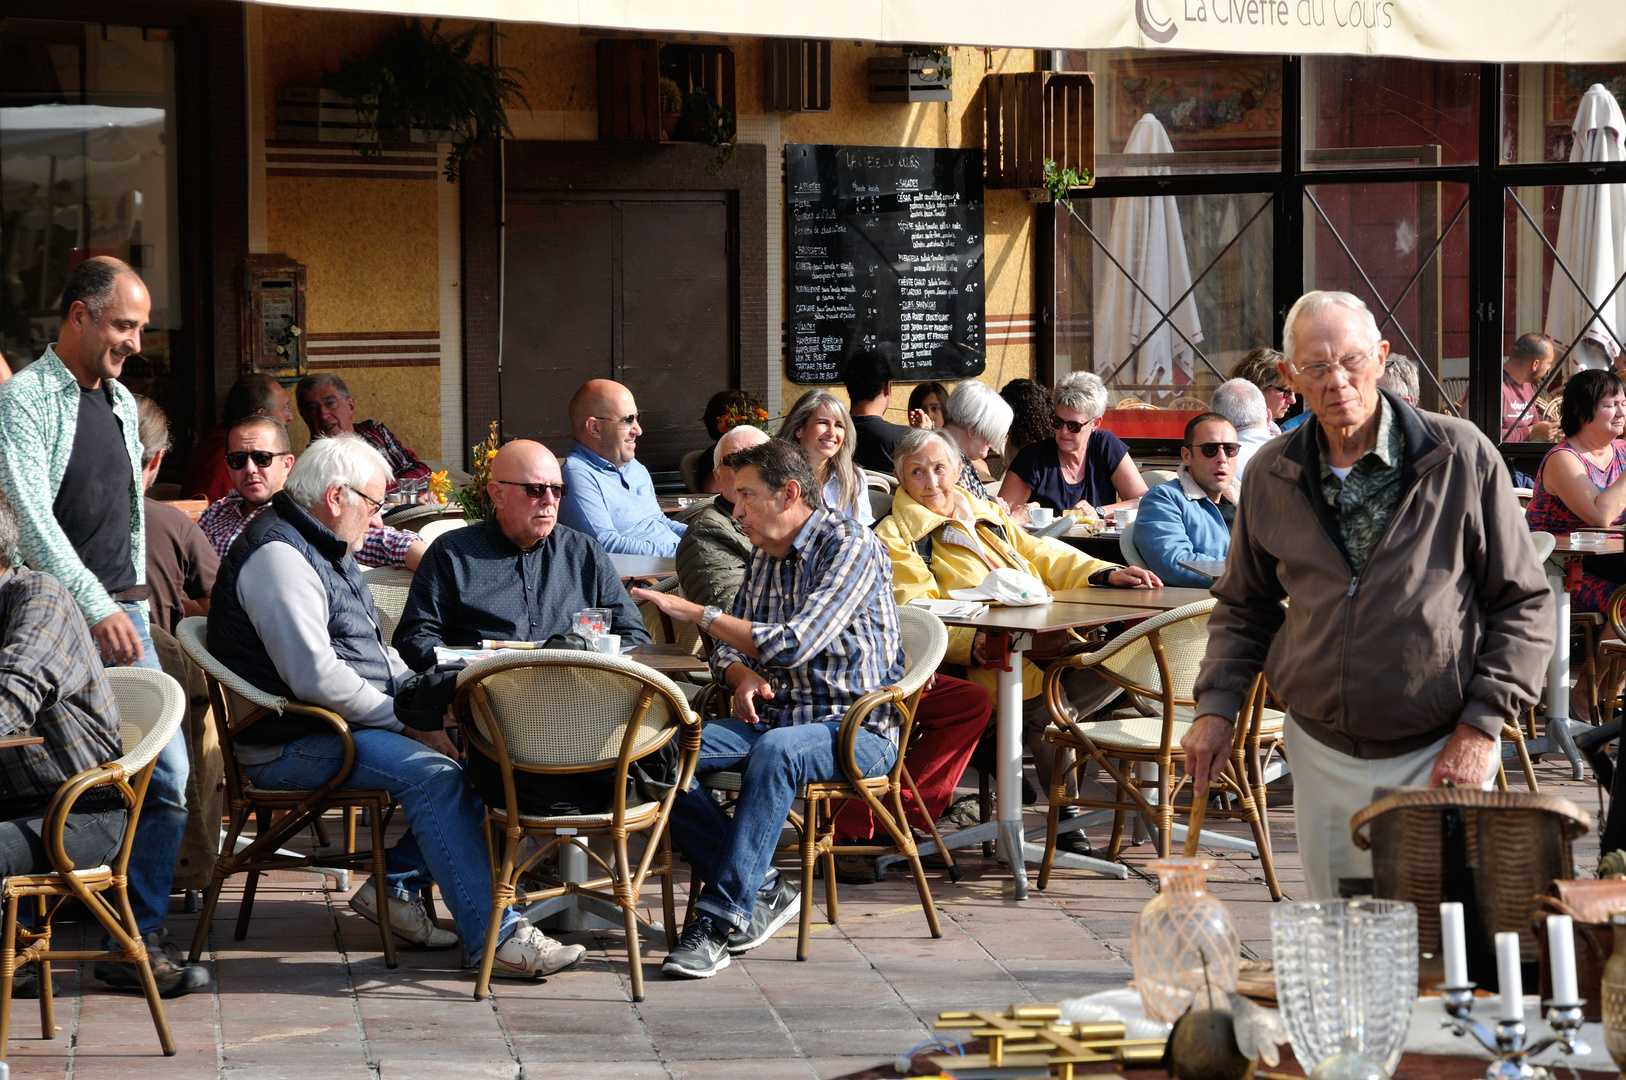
[1036,600,1283,899]
[362,566,416,645]
[698,606,950,960]
[455,650,702,1002]
[1,668,186,1060]
[175,618,404,968]
[636,576,709,660]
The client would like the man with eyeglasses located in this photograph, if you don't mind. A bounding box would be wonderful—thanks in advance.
[197,415,426,570]
[295,373,431,497]
[558,379,686,556]
[208,433,585,977]
[1132,413,1238,589]
[1182,290,1553,900]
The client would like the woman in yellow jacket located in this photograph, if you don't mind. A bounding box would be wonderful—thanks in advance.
[874,429,1161,852]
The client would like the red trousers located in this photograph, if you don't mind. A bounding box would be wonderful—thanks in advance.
[832,673,992,842]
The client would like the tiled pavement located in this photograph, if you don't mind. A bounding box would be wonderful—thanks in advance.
[9,755,1605,1079]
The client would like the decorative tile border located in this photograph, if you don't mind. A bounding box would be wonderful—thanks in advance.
[266,140,440,181]
[306,331,440,369]
[986,314,1037,346]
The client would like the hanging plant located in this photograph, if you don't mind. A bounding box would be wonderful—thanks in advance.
[322,19,529,183]
[679,87,737,176]
[1044,157,1092,216]
[902,45,954,83]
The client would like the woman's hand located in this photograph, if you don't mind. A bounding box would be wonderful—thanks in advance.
[908,408,935,429]
[1108,566,1161,589]
[1070,499,1099,518]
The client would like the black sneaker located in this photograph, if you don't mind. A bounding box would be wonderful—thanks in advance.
[1054,807,1096,857]
[662,914,732,979]
[726,874,800,954]
[95,931,210,999]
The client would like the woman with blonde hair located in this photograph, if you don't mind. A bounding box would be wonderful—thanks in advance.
[777,388,872,525]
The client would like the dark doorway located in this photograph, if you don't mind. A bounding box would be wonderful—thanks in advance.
[501,191,733,469]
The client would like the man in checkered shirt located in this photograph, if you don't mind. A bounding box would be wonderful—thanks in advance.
[634,439,904,979]
[197,414,425,570]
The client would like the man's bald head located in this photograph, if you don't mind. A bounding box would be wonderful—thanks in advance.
[487,439,566,549]
[715,425,771,503]
[570,379,642,466]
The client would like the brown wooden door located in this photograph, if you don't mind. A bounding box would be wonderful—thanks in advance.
[501,192,735,471]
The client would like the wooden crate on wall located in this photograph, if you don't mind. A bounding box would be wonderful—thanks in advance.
[984,71,1095,190]
[597,39,663,142]
[663,43,737,117]
[763,39,831,112]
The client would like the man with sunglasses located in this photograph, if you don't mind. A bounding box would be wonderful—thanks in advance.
[1182,290,1553,900]
[558,379,686,557]
[1133,413,1238,589]
[198,415,426,570]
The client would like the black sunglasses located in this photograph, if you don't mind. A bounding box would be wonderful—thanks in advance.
[1050,415,1090,434]
[496,480,569,501]
[225,450,283,470]
[1187,441,1241,459]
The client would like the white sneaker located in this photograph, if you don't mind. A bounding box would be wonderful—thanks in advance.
[349,878,459,949]
[492,918,586,978]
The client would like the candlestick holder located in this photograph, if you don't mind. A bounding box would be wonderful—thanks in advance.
[1437,985,1591,1080]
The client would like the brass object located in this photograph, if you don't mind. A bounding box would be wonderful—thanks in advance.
[934,1004,1167,1078]
[1602,912,1626,1072]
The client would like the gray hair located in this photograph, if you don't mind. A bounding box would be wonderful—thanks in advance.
[1281,290,1381,368]
[133,394,172,467]
[715,424,769,470]
[0,488,20,569]
[942,380,1013,454]
[893,427,959,473]
[777,389,860,515]
[60,256,133,323]
[283,432,389,512]
[1379,355,1420,404]
[1209,379,1268,432]
[295,372,352,407]
[1052,371,1109,422]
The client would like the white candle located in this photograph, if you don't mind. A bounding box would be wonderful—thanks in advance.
[1497,931,1525,1021]
[1440,902,1469,987]
[1547,915,1579,1004]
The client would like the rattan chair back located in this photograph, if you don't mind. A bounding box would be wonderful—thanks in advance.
[1082,599,1217,705]
[636,576,707,657]
[361,567,414,644]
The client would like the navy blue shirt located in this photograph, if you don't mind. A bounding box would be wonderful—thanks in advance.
[393,519,650,672]
[1007,432,1131,512]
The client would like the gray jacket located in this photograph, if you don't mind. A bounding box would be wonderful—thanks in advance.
[674,496,753,611]
[1193,391,1554,758]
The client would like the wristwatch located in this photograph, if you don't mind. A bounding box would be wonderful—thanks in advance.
[699,605,724,633]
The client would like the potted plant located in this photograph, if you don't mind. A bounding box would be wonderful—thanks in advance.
[869,45,954,104]
[320,19,528,182]
[676,87,736,175]
[659,76,684,140]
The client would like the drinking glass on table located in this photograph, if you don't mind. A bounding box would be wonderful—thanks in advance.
[573,608,612,639]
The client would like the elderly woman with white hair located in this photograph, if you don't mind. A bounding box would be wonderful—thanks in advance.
[879,427,1160,855]
[997,372,1148,518]
[937,380,1012,499]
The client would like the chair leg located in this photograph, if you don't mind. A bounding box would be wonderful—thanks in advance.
[122,904,177,1055]
[1155,764,1173,858]
[798,798,818,962]
[235,870,261,942]
[902,765,959,882]
[1495,761,1509,791]
[1037,747,1066,891]
[35,897,52,1041]
[616,836,646,1003]
[473,834,516,1001]
[1229,763,1282,902]
[370,801,397,969]
[978,769,995,857]
[1,894,16,1059]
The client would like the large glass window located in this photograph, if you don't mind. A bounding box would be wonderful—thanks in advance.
[1502,63,1626,164]
[0,21,181,379]
[1303,57,1479,169]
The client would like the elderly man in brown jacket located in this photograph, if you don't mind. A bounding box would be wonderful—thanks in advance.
[1183,290,1554,900]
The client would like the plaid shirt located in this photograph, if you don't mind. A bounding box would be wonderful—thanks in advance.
[713,508,904,741]
[354,420,431,494]
[199,491,417,569]
[0,569,122,803]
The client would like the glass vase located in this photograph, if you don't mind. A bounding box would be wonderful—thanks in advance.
[1602,912,1626,1073]
[1270,899,1417,1076]
[1130,858,1240,1022]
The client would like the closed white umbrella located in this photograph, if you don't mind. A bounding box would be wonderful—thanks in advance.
[1545,84,1626,371]
[0,104,166,163]
[1094,113,1203,388]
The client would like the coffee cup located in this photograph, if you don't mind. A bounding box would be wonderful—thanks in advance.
[594,633,622,654]
[1029,506,1055,527]
[1115,508,1137,526]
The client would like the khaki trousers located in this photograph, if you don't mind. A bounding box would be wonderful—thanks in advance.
[1284,714,1497,900]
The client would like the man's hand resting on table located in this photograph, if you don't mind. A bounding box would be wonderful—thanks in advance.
[1427,725,1497,787]
[1181,714,1235,796]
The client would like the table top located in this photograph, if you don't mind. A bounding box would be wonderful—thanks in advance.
[1050,585,1213,611]
[0,734,44,749]
[624,643,709,674]
[1176,558,1228,580]
[657,495,708,517]
[1553,533,1625,556]
[930,600,1152,634]
[612,554,676,580]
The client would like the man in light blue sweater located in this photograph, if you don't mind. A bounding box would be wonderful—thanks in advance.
[1133,412,1237,589]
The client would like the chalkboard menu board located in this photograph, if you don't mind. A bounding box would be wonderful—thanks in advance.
[786,144,984,385]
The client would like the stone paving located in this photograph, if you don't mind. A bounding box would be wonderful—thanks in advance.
[9,756,1605,1080]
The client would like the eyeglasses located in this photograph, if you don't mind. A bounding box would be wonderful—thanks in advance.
[303,395,347,412]
[595,413,640,427]
[495,480,569,501]
[1291,350,1379,384]
[1188,442,1241,459]
[1050,415,1091,434]
[225,450,283,470]
[347,486,385,513]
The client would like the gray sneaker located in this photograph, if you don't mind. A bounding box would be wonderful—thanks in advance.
[349,878,459,949]
[726,875,800,954]
[662,914,732,979]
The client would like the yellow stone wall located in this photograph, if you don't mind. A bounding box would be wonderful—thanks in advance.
[253,17,1042,453]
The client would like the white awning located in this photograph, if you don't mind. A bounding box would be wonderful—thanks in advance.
[255,0,1626,64]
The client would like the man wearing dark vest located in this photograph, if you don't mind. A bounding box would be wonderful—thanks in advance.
[0,256,206,996]
[208,433,583,978]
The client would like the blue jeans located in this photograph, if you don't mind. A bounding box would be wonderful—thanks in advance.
[669,719,897,931]
[111,601,189,936]
[243,728,519,958]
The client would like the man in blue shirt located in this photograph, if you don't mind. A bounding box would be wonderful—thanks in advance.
[559,379,685,556]
[1133,413,1237,589]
